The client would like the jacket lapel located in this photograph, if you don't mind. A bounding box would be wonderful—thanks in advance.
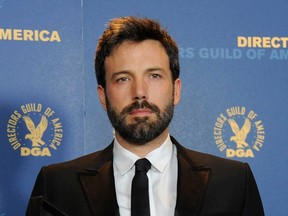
[77,138,210,216]
[77,144,120,216]
[173,137,211,216]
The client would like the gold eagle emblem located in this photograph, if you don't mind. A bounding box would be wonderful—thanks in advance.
[23,115,48,147]
[228,118,251,149]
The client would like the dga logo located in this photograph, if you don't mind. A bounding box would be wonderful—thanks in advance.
[7,103,63,157]
[213,106,265,158]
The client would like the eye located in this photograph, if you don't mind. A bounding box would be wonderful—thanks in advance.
[115,77,130,83]
[149,73,161,79]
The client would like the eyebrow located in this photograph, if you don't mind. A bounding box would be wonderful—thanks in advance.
[111,71,131,80]
[146,67,165,73]
[111,67,165,78]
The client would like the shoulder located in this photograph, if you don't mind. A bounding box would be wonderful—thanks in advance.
[184,145,244,166]
[172,137,252,187]
[171,136,247,171]
[42,143,113,174]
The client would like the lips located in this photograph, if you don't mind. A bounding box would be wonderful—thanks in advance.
[130,108,154,116]
[120,100,161,117]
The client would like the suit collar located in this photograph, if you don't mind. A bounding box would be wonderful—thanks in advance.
[77,144,120,216]
[172,137,211,216]
[77,138,210,216]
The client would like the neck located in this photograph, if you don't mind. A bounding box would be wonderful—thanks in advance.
[115,129,169,158]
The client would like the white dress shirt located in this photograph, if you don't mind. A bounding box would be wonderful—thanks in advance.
[113,135,178,216]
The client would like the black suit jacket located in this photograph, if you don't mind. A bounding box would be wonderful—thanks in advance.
[26,137,264,216]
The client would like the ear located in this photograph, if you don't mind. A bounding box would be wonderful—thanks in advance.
[173,78,181,106]
[97,85,107,110]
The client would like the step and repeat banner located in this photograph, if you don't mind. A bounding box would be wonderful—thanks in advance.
[1,0,287,215]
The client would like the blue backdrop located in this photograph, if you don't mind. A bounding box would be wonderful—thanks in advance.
[0,0,287,215]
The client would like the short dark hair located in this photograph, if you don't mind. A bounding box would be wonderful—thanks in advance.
[94,16,180,88]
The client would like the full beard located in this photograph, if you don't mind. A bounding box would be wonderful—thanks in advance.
[106,98,174,145]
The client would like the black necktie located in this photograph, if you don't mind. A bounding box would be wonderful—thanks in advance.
[131,158,151,216]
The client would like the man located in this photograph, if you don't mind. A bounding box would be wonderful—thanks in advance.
[26,16,264,216]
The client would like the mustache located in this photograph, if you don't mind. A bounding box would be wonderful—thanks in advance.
[120,100,161,116]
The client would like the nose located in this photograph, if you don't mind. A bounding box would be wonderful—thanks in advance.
[132,77,147,101]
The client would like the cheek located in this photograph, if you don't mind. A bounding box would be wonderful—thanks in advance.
[106,88,130,107]
[149,85,173,104]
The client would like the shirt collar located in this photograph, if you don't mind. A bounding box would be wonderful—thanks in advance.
[113,135,173,175]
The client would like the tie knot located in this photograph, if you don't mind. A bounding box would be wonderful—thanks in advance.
[135,158,151,173]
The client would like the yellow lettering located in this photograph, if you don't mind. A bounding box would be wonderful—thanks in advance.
[253,37,262,48]
[50,31,61,42]
[7,133,17,139]
[13,29,22,40]
[0,28,12,40]
[54,128,63,133]
[54,133,63,139]
[226,149,235,157]
[21,103,42,114]
[238,36,246,47]
[50,143,57,150]
[245,149,254,157]
[281,37,288,48]
[21,147,51,156]
[21,147,30,156]
[23,29,33,41]
[34,30,39,41]
[215,138,226,151]
[0,28,61,42]
[271,37,281,48]
[40,148,51,156]
[44,108,55,117]
[238,36,288,48]
[262,37,271,48]
[8,119,17,126]
[255,120,264,131]
[226,106,245,117]
[39,30,50,42]
[7,128,15,133]
[226,149,254,158]
[214,129,222,136]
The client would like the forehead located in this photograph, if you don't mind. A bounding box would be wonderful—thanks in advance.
[104,39,169,71]
[111,39,165,51]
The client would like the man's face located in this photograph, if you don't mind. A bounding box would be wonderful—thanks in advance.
[98,40,181,145]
